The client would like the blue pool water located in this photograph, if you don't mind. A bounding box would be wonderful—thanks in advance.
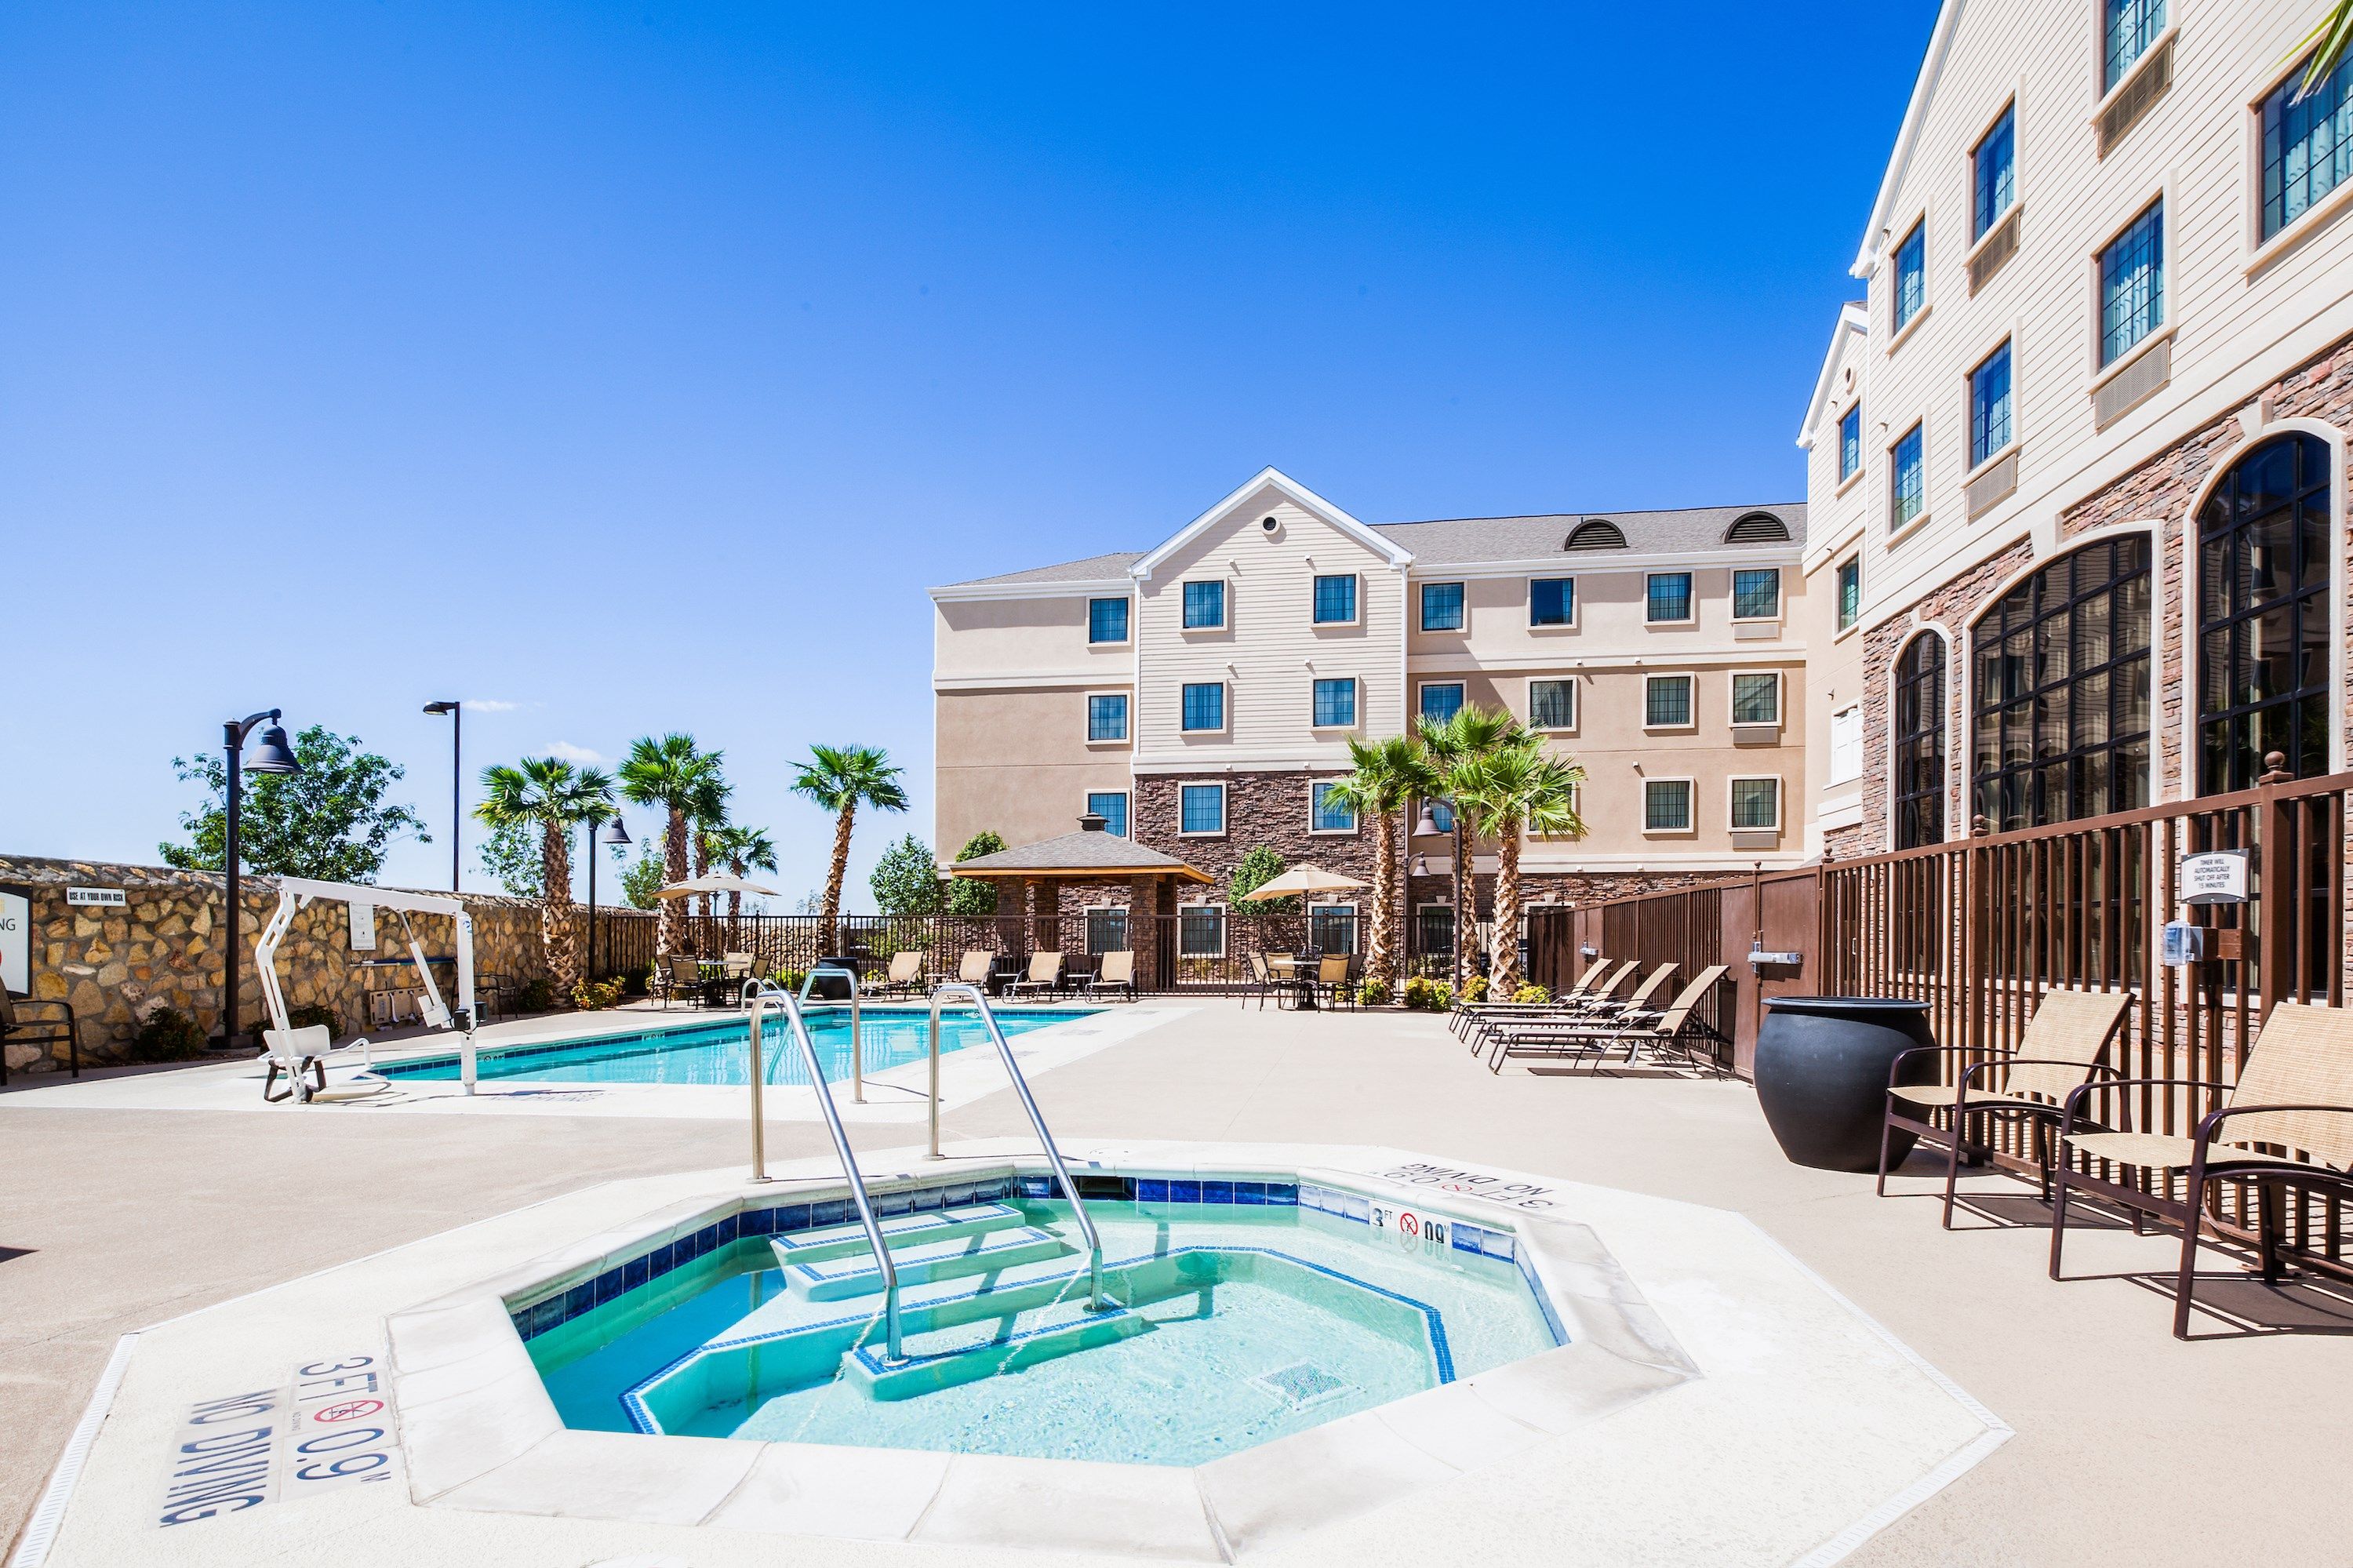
[378,1006,1093,1086]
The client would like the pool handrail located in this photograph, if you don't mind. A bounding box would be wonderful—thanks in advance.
[926,982,1104,1312]
[797,961,866,1103]
[744,978,904,1362]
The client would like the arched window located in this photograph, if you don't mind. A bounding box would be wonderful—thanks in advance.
[2197,433,2333,792]
[1565,519,1625,551]
[1971,537,2151,831]
[1724,511,1791,543]
[1892,633,1946,848]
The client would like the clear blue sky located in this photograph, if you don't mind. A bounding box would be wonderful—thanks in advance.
[2,2,1935,904]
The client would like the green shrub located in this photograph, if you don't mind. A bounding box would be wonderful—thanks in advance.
[134,1006,207,1062]
[1356,976,1391,1007]
[772,968,809,991]
[1401,975,1457,1012]
[573,977,625,1011]
[1511,983,1551,1004]
[515,977,557,1013]
[1461,974,1489,1005]
[287,1002,342,1040]
[1428,980,1455,1011]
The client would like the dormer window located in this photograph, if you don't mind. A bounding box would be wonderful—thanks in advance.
[1725,512,1791,543]
[1564,519,1625,551]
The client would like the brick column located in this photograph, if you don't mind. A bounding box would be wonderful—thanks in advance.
[1129,874,1162,991]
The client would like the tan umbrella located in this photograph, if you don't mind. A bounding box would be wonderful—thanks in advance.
[1239,864,1369,901]
[655,874,782,900]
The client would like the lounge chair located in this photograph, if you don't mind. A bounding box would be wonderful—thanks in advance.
[1006,951,1066,1001]
[957,951,995,988]
[2049,999,2353,1337]
[1086,951,1137,1002]
[1451,958,1614,1040]
[1875,986,2133,1226]
[0,989,79,1086]
[1487,966,1730,1075]
[876,951,926,998]
[1463,961,1670,1055]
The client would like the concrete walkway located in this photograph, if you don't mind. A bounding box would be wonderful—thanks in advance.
[4,1001,2348,1565]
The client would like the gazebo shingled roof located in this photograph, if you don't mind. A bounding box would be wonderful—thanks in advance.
[947,828,1213,884]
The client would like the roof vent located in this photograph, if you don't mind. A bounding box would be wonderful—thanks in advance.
[1725,511,1790,543]
[1564,519,1626,551]
[1078,812,1107,832]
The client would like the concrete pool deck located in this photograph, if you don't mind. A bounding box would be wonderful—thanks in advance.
[5,1000,2350,1565]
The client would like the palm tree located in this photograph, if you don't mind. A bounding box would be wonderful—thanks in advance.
[472,758,615,995]
[706,824,779,921]
[686,771,733,922]
[618,734,726,959]
[1417,704,1525,990]
[1330,734,1438,993]
[1452,740,1585,996]
[2294,5,2353,96]
[790,744,909,951]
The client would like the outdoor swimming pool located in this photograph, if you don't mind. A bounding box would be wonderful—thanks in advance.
[378,1006,1093,1086]
[518,1176,1562,1467]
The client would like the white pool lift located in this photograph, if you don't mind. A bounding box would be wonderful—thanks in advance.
[253,876,481,1102]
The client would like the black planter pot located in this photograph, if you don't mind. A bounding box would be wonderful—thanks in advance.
[1755,997,1937,1172]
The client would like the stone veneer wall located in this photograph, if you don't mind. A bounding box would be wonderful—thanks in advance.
[0,855,555,1074]
[1130,772,1378,890]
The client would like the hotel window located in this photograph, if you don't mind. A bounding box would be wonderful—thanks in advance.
[1182,580,1226,629]
[1311,780,1357,832]
[1178,904,1227,956]
[1311,677,1358,729]
[1419,682,1464,724]
[1971,535,2151,830]
[1420,581,1464,631]
[1893,633,1946,849]
[1973,105,2016,240]
[1837,557,1861,629]
[1088,596,1129,644]
[1313,573,1358,624]
[2100,202,2164,366]
[1839,406,1862,481]
[1528,678,1576,730]
[1729,777,1780,831]
[1180,682,1225,732]
[2104,0,2164,93]
[1086,693,1129,742]
[1731,672,1781,726]
[2197,434,2333,792]
[1643,779,1693,832]
[1529,577,1573,627]
[1646,572,1693,623]
[1891,424,1926,529]
[1179,784,1226,835]
[1083,904,1129,954]
[1969,344,2013,468]
[1309,903,1359,955]
[1086,791,1129,838]
[1893,221,1926,332]
[2261,52,2353,242]
[1644,674,1694,728]
[1733,568,1780,620]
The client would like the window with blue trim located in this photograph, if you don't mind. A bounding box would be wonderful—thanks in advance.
[1891,424,1925,531]
[1733,569,1780,620]
[1529,577,1573,627]
[1180,682,1224,732]
[2104,0,2165,93]
[1646,572,1693,623]
[1973,106,2016,240]
[1839,406,1862,481]
[1311,780,1356,832]
[1182,580,1226,629]
[1969,343,2013,468]
[1420,581,1464,631]
[1312,574,1357,624]
[1088,597,1129,644]
[2100,202,2164,367]
[2262,56,2353,242]
[1086,693,1129,742]
[1893,222,1926,332]
[1086,791,1129,837]
[1179,784,1224,835]
[1312,678,1357,728]
[1419,682,1464,724]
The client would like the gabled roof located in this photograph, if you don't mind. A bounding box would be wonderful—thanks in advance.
[1374,503,1805,562]
[1852,1,1967,278]
[1797,302,1871,449]
[1127,467,1415,580]
[941,550,1146,589]
[947,831,1214,882]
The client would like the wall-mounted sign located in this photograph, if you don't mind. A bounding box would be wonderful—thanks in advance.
[348,904,376,952]
[0,886,29,994]
[67,887,127,908]
[2180,849,2251,905]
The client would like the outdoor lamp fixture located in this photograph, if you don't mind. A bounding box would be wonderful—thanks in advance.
[423,700,461,890]
[587,814,632,980]
[219,709,302,1052]
[1414,802,1442,838]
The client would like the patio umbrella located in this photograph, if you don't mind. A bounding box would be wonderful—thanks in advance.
[1238,865,1369,901]
[655,874,782,900]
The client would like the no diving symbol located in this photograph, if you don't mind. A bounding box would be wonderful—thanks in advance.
[1398,1213,1420,1239]
[313,1399,384,1423]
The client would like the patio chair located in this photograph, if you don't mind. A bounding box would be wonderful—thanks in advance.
[0,989,79,1086]
[1006,951,1066,1001]
[956,950,995,988]
[1243,951,1282,1010]
[1086,951,1138,1002]
[722,951,755,980]
[1462,961,1666,1056]
[1451,957,1613,1041]
[1314,955,1354,1010]
[1487,966,1730,1075]
[1875,986,2133,1227]
[876,951,925,998]
[2049,999,2353,1337]
[656,952,704,1010]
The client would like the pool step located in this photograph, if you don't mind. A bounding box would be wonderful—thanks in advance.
[842,1301,1151,1399]
[780,1225,1073,1301]
[769,1202,1027,1268]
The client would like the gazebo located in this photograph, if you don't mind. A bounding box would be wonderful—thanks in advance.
[946,814,1213,991]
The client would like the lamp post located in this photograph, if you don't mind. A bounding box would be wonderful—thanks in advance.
[1413,799,1467,991]
[587,814,631,980]
[219,711,302,1050]
[424,700,460,890]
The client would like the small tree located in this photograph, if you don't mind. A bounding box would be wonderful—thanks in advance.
[619,841,667,911]
[944,830,1006,915]
[1229,846,1295,912]
[162,726,427,882]
[476,820,544,900]
[871,834,944,916]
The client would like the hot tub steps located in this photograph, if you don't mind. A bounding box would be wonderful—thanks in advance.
[780,1224,1073,1301]
[842,1299,1150,1399]
[769,1202,1026,1268]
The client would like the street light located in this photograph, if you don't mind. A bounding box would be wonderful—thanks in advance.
[587,814,631,981]
[1411,799,1469,989]
[220,710,301,1050]
[424,700,460,890]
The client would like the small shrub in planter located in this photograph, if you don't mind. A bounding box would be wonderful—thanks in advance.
[514,977,558,1013]
[772,968,808,991]
[1355,976,1391,1007]
[1511,983,1551,1005]
[134,1007,207,1062]
[1400,976,1433,1010]
[573,977,625,1011]
[1461,974,1489,1005]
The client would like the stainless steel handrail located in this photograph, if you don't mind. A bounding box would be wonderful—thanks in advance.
[798,962,866,1102]
[927,982,1104,1312]
[744,979,903,1361]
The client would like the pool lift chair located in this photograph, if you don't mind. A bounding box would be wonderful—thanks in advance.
[254,876,482,1103]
